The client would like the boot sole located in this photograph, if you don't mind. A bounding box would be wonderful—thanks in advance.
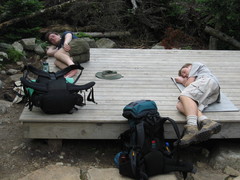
[196,123,222,142]
[178,135,198,147]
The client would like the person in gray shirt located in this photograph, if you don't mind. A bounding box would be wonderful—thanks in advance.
[175,62,221,147]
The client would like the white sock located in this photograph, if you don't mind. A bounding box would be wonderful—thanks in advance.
[187,115,198,126]
[198,115,208,122]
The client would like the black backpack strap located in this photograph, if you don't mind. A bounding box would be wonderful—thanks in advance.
[55,63,84,79]
[21,80,34,111]
[22,65,50,78]
[164,117,181,141]
[67,81,95,92]
[73,63,84,84]
[67,82,97,104]
[136,121,145,149]
[139,158,148,180]
[129,149,138,178]
[87,87,97,104]
[20,77,48,92]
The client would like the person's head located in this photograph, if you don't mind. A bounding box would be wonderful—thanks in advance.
[45,32,61,45]
[178,63,192,78]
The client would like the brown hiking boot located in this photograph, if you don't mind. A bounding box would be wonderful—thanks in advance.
[196,119,221,142]
[179,125,199,147]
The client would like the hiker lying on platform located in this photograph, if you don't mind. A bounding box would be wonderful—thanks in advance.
[45,31,78,78]
[175,62,222,147]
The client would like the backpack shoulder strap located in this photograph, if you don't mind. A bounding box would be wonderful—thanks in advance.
[22,65,50,78]
[136,121,145,149]
[55,63,84,79]
[67,81,95,92]
[20,77,48,92]
[164,117,181,141]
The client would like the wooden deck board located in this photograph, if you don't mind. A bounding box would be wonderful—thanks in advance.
[19,49,240,139]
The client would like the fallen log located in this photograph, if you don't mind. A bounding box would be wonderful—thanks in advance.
[74,31,131,38]
[204,26,240,49]
[0,0,76,31]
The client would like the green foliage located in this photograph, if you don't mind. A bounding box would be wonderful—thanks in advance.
[168,0,240,49]
[36,39,49,49]
[196,0,240,26]
[2,26,42,43]
[1,0,44,43]
[7,48,24,63]
[2,0,43,21]
[196,0,240,48]
[76,32,93,39]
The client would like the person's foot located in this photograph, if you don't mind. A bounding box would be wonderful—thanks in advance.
[64,69,78,78]
[179,125,199,147]
[196,119,221,142]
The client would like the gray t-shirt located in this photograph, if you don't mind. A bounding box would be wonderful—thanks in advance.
[189,62,219,85]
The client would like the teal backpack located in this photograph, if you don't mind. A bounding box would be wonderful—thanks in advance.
[117,100,196,180]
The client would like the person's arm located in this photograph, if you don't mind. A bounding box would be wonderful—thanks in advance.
[184,77,196,87]
[175,76,196,87]
[46,45,58,56]
[62,33,73,52]
[175,76,188,85]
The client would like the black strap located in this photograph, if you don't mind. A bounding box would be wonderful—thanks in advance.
[129,149,137,178]
[55,63,84,79]
[136,121,145,149]
[164,117,182,166]
[164,117,181,140]
[67,81,95,92]
[73,64,84,84]
[87,87,97,104]
[20,77,48,92]
[139,158,148,180]
[21,81,33,111]
[22,65,51,78]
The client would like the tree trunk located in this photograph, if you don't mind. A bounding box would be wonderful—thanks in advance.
[209,36,218,50]
[204,26,240,49]
[0,0,76,31]
[208,23,221,50]
[74,31,131,38]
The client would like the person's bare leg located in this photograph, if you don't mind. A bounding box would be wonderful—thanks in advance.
[54,59,68,69]
[179,95,198,116]
[54,48,78,77]
[54,48,74,67]
[177,101,204,118]
[177,96,199,146]
[178,96,221,145]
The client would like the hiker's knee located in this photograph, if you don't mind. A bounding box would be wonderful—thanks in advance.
[54,48,69,59]
[54,50,63,59]
[176,101,182,111]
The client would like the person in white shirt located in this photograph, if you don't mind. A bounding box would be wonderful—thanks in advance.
[175,62,221,147]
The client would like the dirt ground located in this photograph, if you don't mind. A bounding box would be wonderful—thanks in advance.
[0,101,120,180]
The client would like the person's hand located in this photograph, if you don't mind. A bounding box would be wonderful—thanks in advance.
[175,76,187,84]
[63,43,71,52]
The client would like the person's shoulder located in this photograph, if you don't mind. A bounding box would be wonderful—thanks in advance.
[63,31,73,35]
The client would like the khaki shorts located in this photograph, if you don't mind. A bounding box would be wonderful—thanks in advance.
[180,77,220,111]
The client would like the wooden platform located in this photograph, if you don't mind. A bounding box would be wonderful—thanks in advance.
[19,48,240,139]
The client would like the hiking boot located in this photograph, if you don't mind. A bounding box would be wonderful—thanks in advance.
[196,119,221,142]
[179,125,199,147]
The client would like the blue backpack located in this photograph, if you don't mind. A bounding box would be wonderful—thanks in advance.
[117,100,195,180]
